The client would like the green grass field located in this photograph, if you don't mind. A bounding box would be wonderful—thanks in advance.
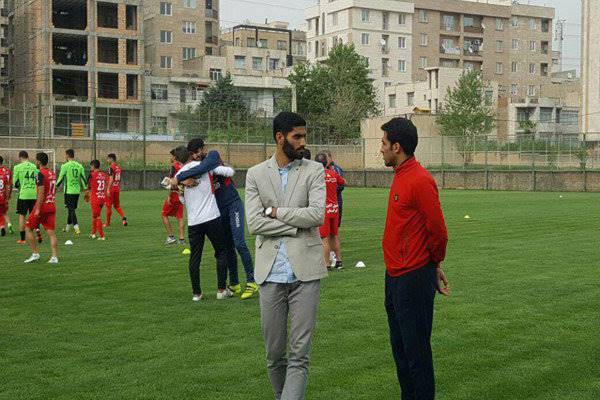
[1,189,599,400]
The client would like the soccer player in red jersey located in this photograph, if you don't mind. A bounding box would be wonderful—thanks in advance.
[104,153,127,227]
[23,152,59,264]
[86,160,108,240]
[315,152,346,270]
[0,155,14,236]
[162,149,186,245]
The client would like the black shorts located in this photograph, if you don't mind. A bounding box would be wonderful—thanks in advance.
[64,193,80,210]
[16,199,36,216]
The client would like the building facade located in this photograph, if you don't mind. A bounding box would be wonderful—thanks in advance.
[305,0,414,101]
[581,0,600,140]
[6,0,144,137]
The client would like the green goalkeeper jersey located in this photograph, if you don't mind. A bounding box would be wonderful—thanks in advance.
[57,160,87,195]
[13,161,39,200]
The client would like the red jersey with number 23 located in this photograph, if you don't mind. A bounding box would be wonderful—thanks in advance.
[109,162,122,190]
[89,170,108,204]
[37,168,57,213]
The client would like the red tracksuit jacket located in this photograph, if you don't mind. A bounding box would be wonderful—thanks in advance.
[382,157,448,277]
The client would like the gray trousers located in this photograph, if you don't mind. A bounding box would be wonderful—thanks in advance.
[260,280,321,400]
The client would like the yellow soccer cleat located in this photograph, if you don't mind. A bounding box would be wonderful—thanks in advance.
[182,248,191,255]
[228,284,242,296]
[240,282,258,300]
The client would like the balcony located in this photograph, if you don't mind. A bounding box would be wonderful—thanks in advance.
[440,23,459,33]
[206,8,218,19]
[464,25,483,34]
[381,46,389,55]
[205,36,218,45]
[440,45,461,56]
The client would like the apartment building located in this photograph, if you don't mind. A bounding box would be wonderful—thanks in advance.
[581,0,600,140]
[0,0,8,109]
[6,0,144,137]
[305,0,414,100]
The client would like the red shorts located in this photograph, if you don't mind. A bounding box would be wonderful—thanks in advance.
[320,213,339,238]
[91,201,105,218]
[106,189,120,208]
[0,201,7,215]
[26,210,56,231]
[162,197,184,219]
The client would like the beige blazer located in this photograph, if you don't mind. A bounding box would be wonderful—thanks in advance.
[245,156,327,284]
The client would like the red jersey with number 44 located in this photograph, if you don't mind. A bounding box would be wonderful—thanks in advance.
[109,162,122,190]
[89,170,108,202]
[37,168,57,213]
[0,166,12,203]
[324,169,346,214]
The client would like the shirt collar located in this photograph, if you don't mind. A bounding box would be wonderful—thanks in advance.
[394,156,417,175]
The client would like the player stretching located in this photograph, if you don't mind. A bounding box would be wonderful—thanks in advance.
[13,151,40,244]
[24,152,58,264]
[105,153,127,227]
[86,160,108,240]
[56,149,87,235]
[162,149,185,245]
[315,152,346,270]
[0,156,14,236]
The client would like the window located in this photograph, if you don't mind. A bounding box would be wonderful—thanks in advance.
[364,57,370,67]
[529,41,536,51]
[269,58,280,70]
[183,21,196,34]
[464,62,475,71]
[361,33,370,45]
[407,92,414,106]
[485,90,494,102]
[258,39,268,48]
[160,30,172,43]
[529,63,536,74]
[180,88,186,103]
[152,117,168,133]
[182,47,196,60]
[442,15,455,31]
[398,59,406,72]
[247,37,256,47]
[496,18,504,30]
[419,10,428,23]
[209,68,222,81]
[151,84,168,100]
[332,12,338,26]
[419,57,428,69]
[399,13,407,25]
[529,18,536,30]
[234,55,245,69]
[496,40,503,52]
[511,84,518,96]
[184,0,196,8]
[277,40,287,50]
[388,94,396,109]
[308,19,312,31]
[496,62,503,74]
[160,56,172,69]
[512,39,519,50]
[398,36,406,49]
[441,59,458,68]
[420,33,428,46]
[540,107,553,122]
[361,9,370,22]
[512,17,519,27]
[382,58,389,77]
[252,57,263,70]
[511,61,518,73]
[528,85,536,96]
[160,2,172,16]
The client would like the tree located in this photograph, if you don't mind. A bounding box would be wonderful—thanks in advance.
[436,71,495,164]
[288,44,380,141]
[199,74,247,116]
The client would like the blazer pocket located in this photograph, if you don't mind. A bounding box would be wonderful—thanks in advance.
[256,235,264,249]
[306,235,322,247]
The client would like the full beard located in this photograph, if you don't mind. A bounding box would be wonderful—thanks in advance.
[283,139,307,160]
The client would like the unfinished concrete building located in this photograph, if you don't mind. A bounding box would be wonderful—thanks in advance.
[0,0,9,111]
[7,0,144,136]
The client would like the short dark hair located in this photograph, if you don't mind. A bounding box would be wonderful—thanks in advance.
[36,152,49,166]
[19,150,28,159]
[169,148,176,156]
[173,146,190,164]
[90,159,100,169]
[303,149,312,160]
[187,138,205,154]
[381,118,418,156]
[0,155,4,165]
[66,149,75,158]
[272,112,306,141]
[107,153,117,162]
[315,152,328,167]
[323,149,332,158]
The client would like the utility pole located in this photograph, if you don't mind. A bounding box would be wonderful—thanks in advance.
[554,18,566,72]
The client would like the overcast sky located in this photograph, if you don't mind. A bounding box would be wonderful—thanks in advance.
[221,0,581,73]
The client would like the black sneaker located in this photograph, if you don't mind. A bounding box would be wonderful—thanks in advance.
[122,217,128,227]
[335,261,343,270]
[1,227,5,237]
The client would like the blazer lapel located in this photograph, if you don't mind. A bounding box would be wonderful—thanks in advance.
[284,160,303,206]
[267,156,284,205]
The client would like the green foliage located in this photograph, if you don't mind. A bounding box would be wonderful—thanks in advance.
[437,71,495,164]
[288,44,380,141]
[519,120,537,136]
